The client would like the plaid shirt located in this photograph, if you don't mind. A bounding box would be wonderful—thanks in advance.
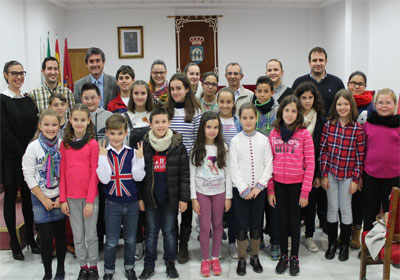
[29,83,75,114]
[319,120,365,183]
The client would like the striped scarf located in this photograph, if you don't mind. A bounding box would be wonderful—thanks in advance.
[38,132,60,189]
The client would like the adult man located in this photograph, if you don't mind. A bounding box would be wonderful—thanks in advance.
[225,62,254,115]
[29,57,75,114]
[74,47,119,109]
[292,47,344,115]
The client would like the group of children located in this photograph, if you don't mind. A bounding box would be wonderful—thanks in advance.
[19,63,399,280]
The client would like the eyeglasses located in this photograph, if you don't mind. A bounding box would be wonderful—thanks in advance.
[348,81,366,88]
[376,101,394,106]
[203,81,218,87]
[151,71,166,76]
[8,71,26,78]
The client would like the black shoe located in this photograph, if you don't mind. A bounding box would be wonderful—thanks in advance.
[54,272,65,280]
[275,254,288,274]
[236,257,246,276]
[125,269,137,280]
[139,268,155,280]
[338,245,349,261]
[77,268,89,280]
[42,274,52,280]
[27,241,41,254]
[325,244,337,260]
[166,260,179,279]
[289,256,300,276]
[88,268,99,280]
[103,274,113,280]
[9,241,24,261]
[250,255,263,273]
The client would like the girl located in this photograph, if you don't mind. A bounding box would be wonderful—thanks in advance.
[267,95,315,276]
[362,89,399,233]
[49,93,69,139]
[124,80,154,260]
[265,59,293,105]
[199,72,219,113]
[184,62,203,98]
[59,104,100,280]
[320,89,365,262]
[22,109,67,280]
[1,60,39,260]
[165,73,202,264]
[295,82,326,253]
[190,111,232,277]
[230,102,273,276]
[149,59,168,107]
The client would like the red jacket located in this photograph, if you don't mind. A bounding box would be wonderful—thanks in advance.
[107,92,128,113]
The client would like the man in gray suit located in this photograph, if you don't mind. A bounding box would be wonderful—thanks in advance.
[74,47,119,110]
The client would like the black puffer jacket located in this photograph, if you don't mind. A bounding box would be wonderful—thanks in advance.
[140,130,190,210]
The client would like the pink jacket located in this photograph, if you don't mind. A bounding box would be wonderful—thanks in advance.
[59,139,99,203]
[267,128,315,199]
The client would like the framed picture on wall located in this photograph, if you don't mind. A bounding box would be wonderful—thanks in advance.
[118,26,143,58]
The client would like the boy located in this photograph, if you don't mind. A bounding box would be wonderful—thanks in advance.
[49,93,68,139]
[97,114,145,280]
[107,65,136,113]
[138,108,190,280]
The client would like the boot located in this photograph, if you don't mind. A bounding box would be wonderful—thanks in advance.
[325,222,338,260]
[350,224,362,249]
[237,239,248,259]
[177,226,191,264]
[249,239,262,273]
[339,223,351,261]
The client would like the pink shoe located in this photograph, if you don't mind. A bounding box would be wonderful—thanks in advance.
[201,259,211,277]
[211,258,222,276]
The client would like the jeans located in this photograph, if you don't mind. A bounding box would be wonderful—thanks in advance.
[144,203,177,269]
[104,199,139,274]
[326,173,353,224]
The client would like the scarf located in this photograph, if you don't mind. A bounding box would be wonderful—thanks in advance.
[149,129,173,152]
[254,96,275,115]
[149,82,169,105]
[38,132,60,189]
[354,91,373,107]
[303,109,317,136]
[367,111,400,128]
[67,132,89,149]
[279,122,295,143]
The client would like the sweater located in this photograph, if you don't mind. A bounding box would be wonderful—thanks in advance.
[267,128,315,199]
[190,144,232,199]
[59,139,99,203]
[229,131,273,198]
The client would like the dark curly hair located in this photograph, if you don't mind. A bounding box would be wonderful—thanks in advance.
[294,81,325,116]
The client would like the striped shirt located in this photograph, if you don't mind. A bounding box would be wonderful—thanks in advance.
[319,120,365,183]
[169,108,202,154]
[29,83,75,114]
[221,117,239,146]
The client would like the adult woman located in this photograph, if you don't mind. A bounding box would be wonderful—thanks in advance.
[199,72,219,113]
[183,62,203,99]
[266,59,292,105]
[1,61,39,260]
[149,59,168,107]
[295,82,326,253]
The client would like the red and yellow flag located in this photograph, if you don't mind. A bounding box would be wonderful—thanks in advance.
[55,38,61,82]
[63,38,74,91]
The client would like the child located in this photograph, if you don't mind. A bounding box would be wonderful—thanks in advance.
[96,114,145,280]
[362,88,400,232]
[138,107,190,280]
[60,104,100,280]
[22,109,67,280]
[107,65,136,113]
[320,89,365,262]
[49,93,68,138]
[294,82,326,253]
[229,102,273,276]
[252,75,278,136]
[183,62,203,98]
[199,72,219,113]
[217,87,241,146]
[190,111,232,277]
[165,73,202,263]
[149,59,168,107]
[267,95,315,276]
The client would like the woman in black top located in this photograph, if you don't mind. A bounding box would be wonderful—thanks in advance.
[1,61,39,260]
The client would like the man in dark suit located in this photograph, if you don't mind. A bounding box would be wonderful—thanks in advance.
[74,47,119,109]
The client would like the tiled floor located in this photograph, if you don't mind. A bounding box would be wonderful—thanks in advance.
[0,227,395,280]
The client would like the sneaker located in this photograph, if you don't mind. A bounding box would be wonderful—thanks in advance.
[200,260,211,277]
[139,268,155,280]
[228,243,238,259]
[166,260,179,279]
[305,237,319,252]
[77,268,89,280]
[135,242,144,260]
[270,244,280,261]
[289,256,300,276]
[103,274,113,280]
[210,259,222,276]
[275,255,288,274]
[88,268,99,280]
[125,269,137,280]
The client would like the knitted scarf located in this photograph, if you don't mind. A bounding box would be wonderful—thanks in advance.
[149,82,169,105]
[367,111,400,128]
[67,132,89,149]
[303,109,317,136]
[254,97,275,115]
[354,91,373,107]
[279,122,295,143]
[38,132,60,189]
[149,129,173,152]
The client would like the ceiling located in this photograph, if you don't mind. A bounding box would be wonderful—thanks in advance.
[45,0,346,10]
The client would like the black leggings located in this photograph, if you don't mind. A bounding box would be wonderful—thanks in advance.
[3,184,34,247]
[275,182,301,257]
[37,219,67,276]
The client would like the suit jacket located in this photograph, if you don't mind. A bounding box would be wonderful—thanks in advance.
[235,86,254,115]
[74,73,119,110]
